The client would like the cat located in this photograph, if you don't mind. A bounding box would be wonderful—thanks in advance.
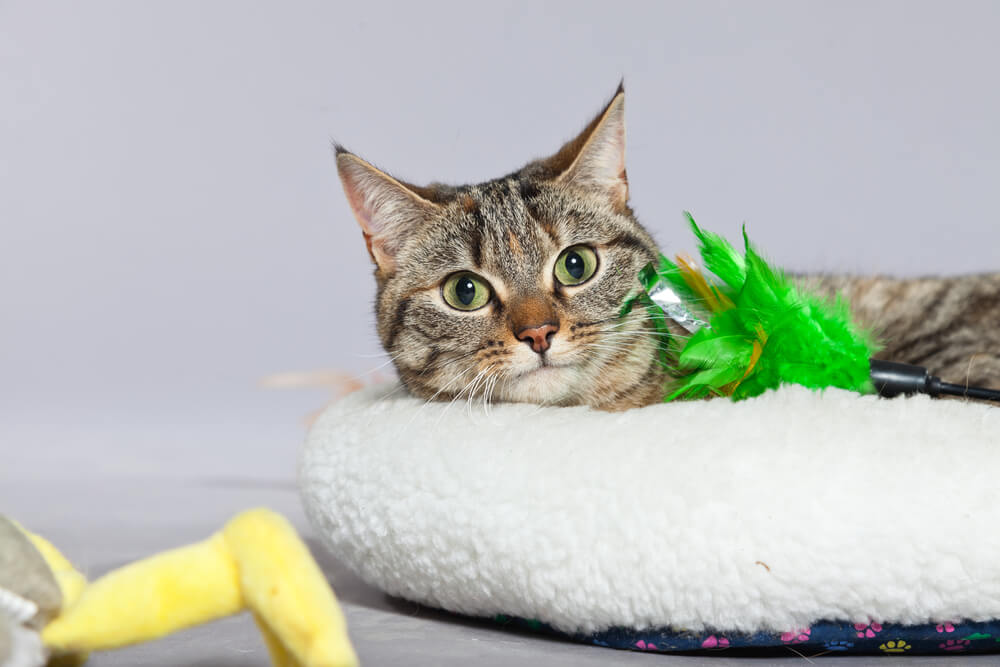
[336,85,1000,410]
[807,274,1000,390]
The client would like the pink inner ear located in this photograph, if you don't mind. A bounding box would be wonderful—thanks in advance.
[337,153,438,271]
[339,160,380,235]
[361,231,377,264]
[338,159,396,269]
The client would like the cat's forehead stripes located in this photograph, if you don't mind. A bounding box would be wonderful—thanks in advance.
[455,178,556,291]
[507,229,523,257]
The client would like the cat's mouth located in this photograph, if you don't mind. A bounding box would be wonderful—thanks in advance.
[501,360,577,403]
[519,364,562,377]
[515,356,572,376]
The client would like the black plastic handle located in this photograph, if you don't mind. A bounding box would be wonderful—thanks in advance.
[870,359,1000,403]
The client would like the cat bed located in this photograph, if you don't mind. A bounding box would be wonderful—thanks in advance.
[299,383,1000,656]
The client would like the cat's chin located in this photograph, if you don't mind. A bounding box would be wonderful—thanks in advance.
[501,364,578,404]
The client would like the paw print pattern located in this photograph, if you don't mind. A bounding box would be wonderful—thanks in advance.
[780,627,811,644]
[879,640,912,654]
[701,635,730,649]
[940,639,971,652]
[507,617,1000,656]
[854,622,883,638]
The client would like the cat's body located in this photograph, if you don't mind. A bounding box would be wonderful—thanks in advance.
[336,86,999,409]
[807,273,1000,389]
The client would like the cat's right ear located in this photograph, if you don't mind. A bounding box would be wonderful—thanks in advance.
[335,147,439,273]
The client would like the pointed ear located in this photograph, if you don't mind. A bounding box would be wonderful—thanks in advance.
[335,148,439,273]
[551,85,628,209]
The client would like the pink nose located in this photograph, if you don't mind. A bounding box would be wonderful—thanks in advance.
[517,323,558,354]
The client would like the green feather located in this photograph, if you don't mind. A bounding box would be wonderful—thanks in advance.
[686,212,746,288]
[642,215,880,401]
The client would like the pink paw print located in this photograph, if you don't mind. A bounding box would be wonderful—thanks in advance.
[936,622,956,633]
[854,623,882,639]
[780,627,811,644]
[940,639,971,652]
[701,635,730,649]
[854,622,883,638]
[635,639,658,651]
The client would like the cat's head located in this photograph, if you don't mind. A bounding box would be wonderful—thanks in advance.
[336,86,665,410]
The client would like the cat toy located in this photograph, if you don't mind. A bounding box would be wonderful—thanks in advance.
[625,213,1000,403]
[0,509,358,667]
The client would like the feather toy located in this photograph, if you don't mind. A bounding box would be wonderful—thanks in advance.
[623,213,880,402]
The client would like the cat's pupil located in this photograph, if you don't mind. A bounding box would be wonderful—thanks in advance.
[565,252,585,280]
[456,277,476,305]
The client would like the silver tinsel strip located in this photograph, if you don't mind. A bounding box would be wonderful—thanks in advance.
[648,283,709,333]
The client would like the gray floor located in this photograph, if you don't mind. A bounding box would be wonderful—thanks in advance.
[3,399,996,666]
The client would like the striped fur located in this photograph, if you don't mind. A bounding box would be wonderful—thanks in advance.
[337,86,1000,410]
[805,274,1000,388]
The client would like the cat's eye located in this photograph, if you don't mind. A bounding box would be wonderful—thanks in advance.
[442,272,492,311]
[554,245,598,286]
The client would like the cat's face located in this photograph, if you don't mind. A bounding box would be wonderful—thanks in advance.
[337,87,665,410]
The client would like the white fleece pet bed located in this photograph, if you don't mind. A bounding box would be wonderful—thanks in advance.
[300,383,1000,656]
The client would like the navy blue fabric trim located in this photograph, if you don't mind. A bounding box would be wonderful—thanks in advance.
[492,617,1000,656]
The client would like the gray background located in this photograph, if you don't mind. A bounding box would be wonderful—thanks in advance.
[2,1,999,665]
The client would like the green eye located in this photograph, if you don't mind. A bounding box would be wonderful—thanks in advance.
[554,245,598,286]
[442,272,492,311]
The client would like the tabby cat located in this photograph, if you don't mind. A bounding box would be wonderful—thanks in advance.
[336,85,1000,410]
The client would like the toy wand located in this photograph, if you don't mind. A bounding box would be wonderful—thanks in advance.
[634,214,1000,405]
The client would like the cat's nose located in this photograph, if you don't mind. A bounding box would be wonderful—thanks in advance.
[517,323,559,354]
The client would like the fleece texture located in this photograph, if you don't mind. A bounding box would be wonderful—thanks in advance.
[299,383,1000,635]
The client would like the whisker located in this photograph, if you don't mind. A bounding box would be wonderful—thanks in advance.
[360,351,408,376]
[483,370,500,416]
[353,349,397,359]
[464,367,493,416]
[453,363,502,419]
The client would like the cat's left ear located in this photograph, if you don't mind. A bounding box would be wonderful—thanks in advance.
[552,84,628,209]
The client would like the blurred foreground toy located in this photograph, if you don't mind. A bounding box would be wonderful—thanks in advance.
[0,509,357,667]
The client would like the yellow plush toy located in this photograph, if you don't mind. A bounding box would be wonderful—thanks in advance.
[0,509,357,667]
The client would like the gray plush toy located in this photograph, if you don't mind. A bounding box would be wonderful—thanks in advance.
[0,516,64,667]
